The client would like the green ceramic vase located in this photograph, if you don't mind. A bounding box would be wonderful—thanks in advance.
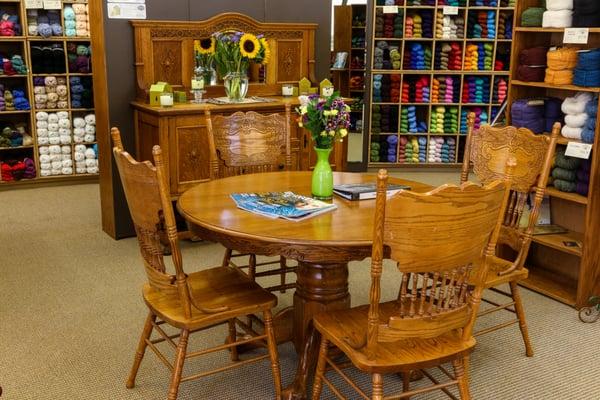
[312,147,333,200]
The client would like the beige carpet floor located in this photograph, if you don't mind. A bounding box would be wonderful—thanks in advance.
[1,183,599,400]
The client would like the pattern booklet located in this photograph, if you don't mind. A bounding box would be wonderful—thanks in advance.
[230,192,337,221]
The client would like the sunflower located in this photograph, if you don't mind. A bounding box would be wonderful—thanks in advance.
[260,38,271,65]
[239,33,260,59]
[196,37,215,55]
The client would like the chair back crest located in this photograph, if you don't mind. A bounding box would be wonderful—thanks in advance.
[206,106,292,178]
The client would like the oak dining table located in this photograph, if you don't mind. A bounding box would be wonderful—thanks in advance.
[177,170,431,400]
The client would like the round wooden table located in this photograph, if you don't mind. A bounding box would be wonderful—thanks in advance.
[177,171,430,400]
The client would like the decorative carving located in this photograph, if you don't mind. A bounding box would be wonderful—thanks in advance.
[150,27,304,40]
[470,126,549,193]
[152,41,182,86]
[277,41,302,82]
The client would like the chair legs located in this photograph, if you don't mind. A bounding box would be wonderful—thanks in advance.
[372,373,384,400]
[279,256,287,293]
[167,329,189,400]
[510,281,534,357]
[264,309,282,398]
[453,356,471,400]
[311,337,330,400]
[402,370,411,399]
[222,248,233,267]
[126,312,156,389]
[227,319,239,362]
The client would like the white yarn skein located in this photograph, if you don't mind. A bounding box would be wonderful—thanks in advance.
[545,0,573,11]
[565,113,588,128]
[561,125,583,139]
[542,10,573,28]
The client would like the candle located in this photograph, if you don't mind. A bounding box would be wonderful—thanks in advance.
[282,84,294,96]
[191,78,204,90]
[160,94,173,107]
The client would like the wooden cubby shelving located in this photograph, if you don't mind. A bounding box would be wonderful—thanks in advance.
[0,0,97,186]
[331,4,368,139]
[365,0,515,167]
[507,0,600,308]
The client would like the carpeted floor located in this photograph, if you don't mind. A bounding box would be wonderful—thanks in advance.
[1,183,599,400]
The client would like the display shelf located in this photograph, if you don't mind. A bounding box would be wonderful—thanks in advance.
[520,266,577,307]
[365,0,515,167]
[545,187,588,206]
[532,229,584,257]
[332,4,367,150]
[511,80,600,93]
[0,0,97,186]
[506,0,600,309]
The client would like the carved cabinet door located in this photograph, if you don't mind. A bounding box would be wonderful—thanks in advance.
[168,115,213,195]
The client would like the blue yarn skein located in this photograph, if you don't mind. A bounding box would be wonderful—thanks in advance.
[38,23,52,38]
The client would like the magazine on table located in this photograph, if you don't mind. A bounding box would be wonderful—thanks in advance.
[230,192,337,221]
[333,183,411,200]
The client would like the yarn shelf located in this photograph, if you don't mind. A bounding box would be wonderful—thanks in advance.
[367,1,514,166]
[506,0,600,309]
[0,0,97,186]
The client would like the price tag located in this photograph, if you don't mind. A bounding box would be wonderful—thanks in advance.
[43,0,61,9]
[563,28,589,44]
[527,99,545,106]
[443,6,459,15]
[382,5,398,14]
[25,0,43,8]
[565,142,592,159]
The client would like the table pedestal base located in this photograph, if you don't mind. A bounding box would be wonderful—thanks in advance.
[283,261,350,400]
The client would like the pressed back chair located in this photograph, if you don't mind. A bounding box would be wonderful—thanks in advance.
[461,113,559,357]
[111,128,281,400]
[205,106,296,294]
[311,165,514,400]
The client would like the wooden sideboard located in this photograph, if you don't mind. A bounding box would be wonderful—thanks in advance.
[129,14,347,199]
[132,99,347,197]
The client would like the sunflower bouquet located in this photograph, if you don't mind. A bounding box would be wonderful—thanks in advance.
[213,31,271,101]
[193,37,216,86]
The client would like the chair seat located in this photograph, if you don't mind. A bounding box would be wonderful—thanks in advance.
[143,266,277,330]
[314,301,476,374]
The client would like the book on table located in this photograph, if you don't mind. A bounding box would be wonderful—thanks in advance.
[333,183,411,200]
[230,192,337,221]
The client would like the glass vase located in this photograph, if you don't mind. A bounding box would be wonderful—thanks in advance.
[223,71,249,102]
[312,147,333,200]
[194,65,216,87]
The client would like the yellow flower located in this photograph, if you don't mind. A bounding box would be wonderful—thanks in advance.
[329,130,335,136]
[331,109,339,116]
[196,37,215,55]
[240,33,260,59]
[344,105,351,112]
[300,106,307,114]
[340,128,348,137]
[323,110,331,116]
[260,38,271,65]
[320,131,327,136]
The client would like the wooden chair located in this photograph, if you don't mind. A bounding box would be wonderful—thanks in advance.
[111,128,281,400]
[311,166,514,400]
[205,106,296,294]
[461,113,559,357]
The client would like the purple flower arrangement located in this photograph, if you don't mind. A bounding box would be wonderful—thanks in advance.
[296,93,351,149]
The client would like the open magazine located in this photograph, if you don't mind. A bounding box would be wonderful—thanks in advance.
[230,192,337,221]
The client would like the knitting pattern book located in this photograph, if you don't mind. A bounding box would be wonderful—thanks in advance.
[230,192,337,221]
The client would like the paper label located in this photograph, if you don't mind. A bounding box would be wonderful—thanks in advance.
[382,5,398,14]
[563,28,589,44]
[527,99,545,106]
[25,0,43,9]
[107,2,147,19]
[43,0,61,9]
[191,79,204,90]
[443,6,459,15]
[565,142,592,159]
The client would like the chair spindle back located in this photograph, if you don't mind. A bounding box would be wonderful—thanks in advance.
[461,113,559,268]
[111,128,194,318]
